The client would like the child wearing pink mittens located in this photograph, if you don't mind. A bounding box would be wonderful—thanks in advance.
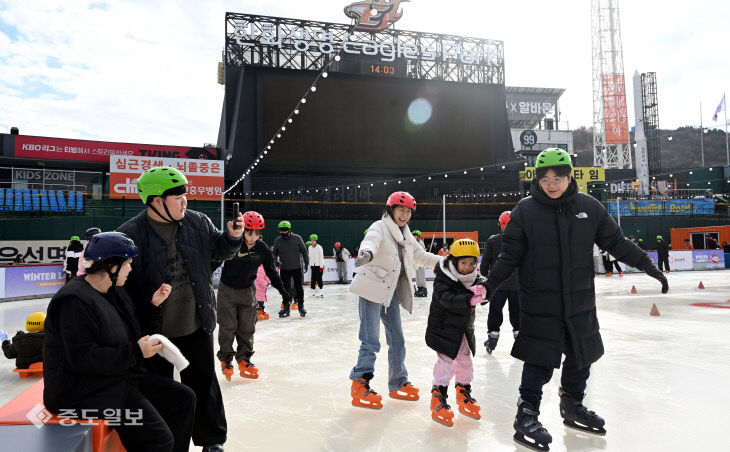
[254,264,271,319]
[425,239,486,427]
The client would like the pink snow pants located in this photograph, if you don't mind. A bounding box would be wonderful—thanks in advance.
[433,335,473,386]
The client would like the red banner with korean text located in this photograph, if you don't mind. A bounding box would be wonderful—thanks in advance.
[602,74,629,144]
[109,156,224,201]
[14,135,217,162]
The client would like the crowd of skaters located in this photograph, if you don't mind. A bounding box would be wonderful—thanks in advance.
[1,148,679,452]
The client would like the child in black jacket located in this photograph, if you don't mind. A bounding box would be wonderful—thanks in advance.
[425,239,486,427]
[1,312,45,369]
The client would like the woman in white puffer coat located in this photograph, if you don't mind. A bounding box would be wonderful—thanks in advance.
[348,191,441,410]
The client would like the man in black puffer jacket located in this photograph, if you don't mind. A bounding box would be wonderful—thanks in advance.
[480,211,520,355]
[118,166,243,452]
[483,149,668,451]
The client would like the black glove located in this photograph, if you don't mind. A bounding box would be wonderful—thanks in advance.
[644,264,669,293]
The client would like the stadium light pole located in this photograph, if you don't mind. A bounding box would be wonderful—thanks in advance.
[442,194,446,247]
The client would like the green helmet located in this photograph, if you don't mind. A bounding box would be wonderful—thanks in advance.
[412,230,422,237]
[310,234,318,241]
[638,239,644,242]
[535,148,573,169]
[70,235,80,242]
[278,220,291,229]
[364,228,369,236]
[656,235,663,240]
[137,166,188,204]
[305,241,311,247]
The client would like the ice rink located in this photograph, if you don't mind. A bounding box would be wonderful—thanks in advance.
[1,269,729,452]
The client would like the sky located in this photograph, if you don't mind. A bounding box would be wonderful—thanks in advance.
[0,0,728,147]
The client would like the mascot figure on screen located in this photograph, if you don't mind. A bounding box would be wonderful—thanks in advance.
[344,0,409,32]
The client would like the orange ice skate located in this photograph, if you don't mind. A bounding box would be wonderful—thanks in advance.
[455,383,481,420]
[239,358,259,379]
[389,382,419,400]
[351,373,383,409]
[431,385,454,427]
[221,358,234,381]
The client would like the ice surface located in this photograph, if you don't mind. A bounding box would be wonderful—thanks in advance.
[1,270,728,451]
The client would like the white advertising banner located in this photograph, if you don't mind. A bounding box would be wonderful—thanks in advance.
[0,240,70,265]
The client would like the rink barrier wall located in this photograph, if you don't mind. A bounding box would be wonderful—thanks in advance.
[594,250,727,273]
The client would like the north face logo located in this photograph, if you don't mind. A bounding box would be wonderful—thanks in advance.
[576,212,588,219]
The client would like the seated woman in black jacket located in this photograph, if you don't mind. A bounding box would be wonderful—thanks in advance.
[43,232,195,452]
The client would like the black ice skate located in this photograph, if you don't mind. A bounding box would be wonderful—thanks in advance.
[514,397,552,451]
[559,387,606,435]
[298,300,307,317]
[415,287,428,297]
[278,300,291,318]
[485,331,499,355]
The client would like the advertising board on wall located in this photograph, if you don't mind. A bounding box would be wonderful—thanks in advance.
[692,250,725,270]
[606,200,715,216]
[0,265,65,299]
[520,167,605,193]
[109,156,224,201]
[0,241,69,265]
[13,135,217,163]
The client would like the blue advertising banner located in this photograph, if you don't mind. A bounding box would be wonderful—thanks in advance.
[606,199,714,216]
[692,250,725,270]
[2,265,65,299]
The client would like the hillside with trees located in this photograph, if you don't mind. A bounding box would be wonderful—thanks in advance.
[571,126,729,170]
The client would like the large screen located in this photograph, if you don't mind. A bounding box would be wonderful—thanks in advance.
[257,68,509,171]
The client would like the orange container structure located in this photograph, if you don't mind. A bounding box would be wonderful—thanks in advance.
[670,225,730,250]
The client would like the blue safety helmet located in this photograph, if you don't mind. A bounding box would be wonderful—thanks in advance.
[84,227,102,240]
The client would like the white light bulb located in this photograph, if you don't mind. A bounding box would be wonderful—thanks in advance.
[311,86,317,92]
[281,126,286,131]
[288,118,292,123]
[335,55,341,62]
[322,72,328,78]
[295,109,299,115]
[277,134,281,138]
[301,98,307,104]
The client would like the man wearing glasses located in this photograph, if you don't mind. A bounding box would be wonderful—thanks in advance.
[481,148,668,451]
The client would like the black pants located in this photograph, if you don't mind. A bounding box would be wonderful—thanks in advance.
[310,266,323,289]
[149,328,227,447]
[519,335,591,401]
[487,290,520,332]
[658,255,670,271]
[281,268,304,302]
[115,373,196,452]
[608,260,622,273]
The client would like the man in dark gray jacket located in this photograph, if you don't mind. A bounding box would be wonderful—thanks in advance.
[118,166,243,452]
[272,220,309,317]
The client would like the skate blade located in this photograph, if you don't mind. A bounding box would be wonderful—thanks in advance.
[351,400,383,410]
[513,432,550,451]
[389,393,419,401]
[241,373,259,379]
[563,420,606,436]
[431,414,454,427]
[458,407,481,420]
[486,348,493,355]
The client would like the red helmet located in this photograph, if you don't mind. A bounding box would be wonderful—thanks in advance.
[334,242,341,248]
[386,191,416,211]
[243,211,265,230]
[498,211,511,230]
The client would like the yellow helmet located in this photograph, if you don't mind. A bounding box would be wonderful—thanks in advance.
[449,239,480,258]
[26,312,46,333]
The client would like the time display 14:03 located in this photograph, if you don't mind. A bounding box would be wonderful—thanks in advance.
[369,64,396,75]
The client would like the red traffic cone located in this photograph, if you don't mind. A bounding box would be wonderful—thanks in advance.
[698,281,705,289]
[649,303,661,316]
[630,285,638,294]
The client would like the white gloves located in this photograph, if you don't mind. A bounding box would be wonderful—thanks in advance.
[148,334,189,372]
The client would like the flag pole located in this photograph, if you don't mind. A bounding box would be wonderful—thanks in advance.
[700,102,705,167]
[725,92,729,165]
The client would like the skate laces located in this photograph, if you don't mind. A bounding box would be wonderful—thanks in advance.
[433,391,451,411]
[358,379,379,397]
[457,385,476,404]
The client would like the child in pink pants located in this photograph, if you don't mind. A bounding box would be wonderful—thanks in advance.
[254,265,270,319]
[425,239,486,427]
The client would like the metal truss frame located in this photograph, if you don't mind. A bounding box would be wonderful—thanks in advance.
[225,13,504,85]
[641,72,661,174]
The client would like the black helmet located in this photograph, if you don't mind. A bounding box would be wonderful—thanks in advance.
[84,232,138,261]
[85,227,102,240]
